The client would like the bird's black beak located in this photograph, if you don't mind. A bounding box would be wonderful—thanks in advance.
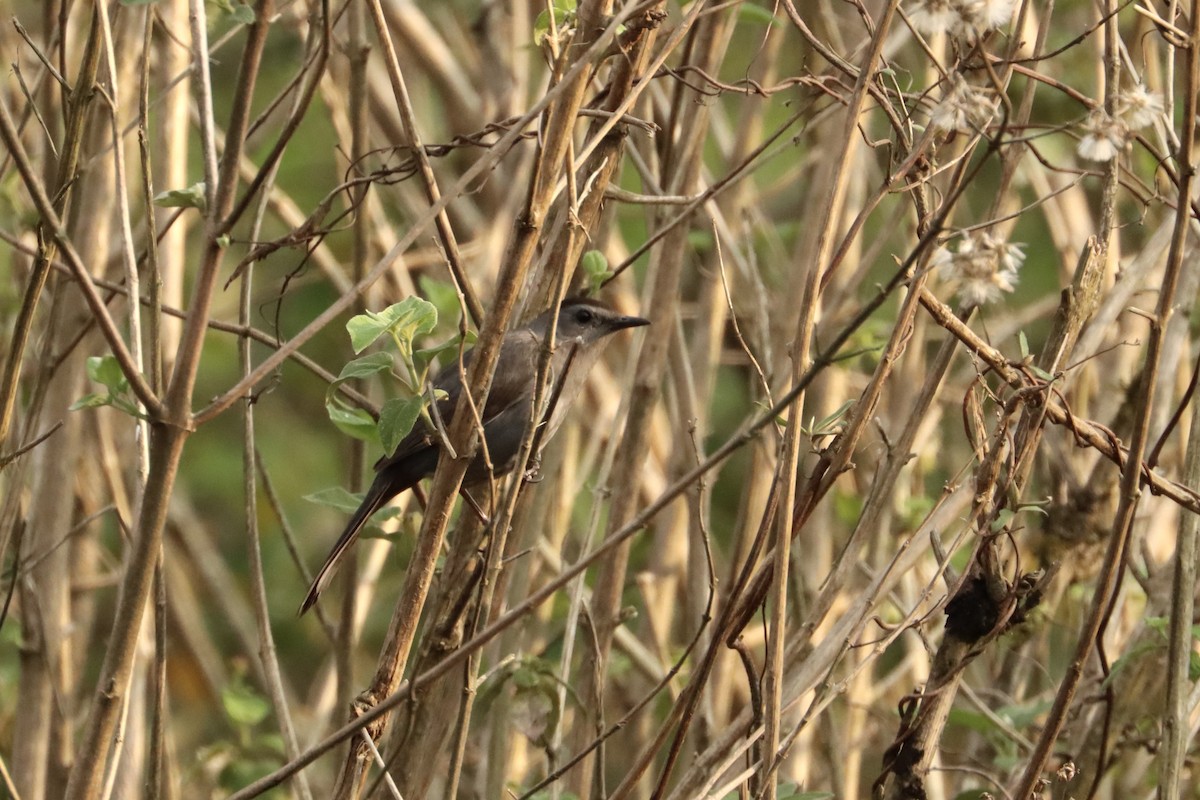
[610,315,650,331]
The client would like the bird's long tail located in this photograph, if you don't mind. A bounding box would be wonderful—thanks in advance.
[299,476,394,616]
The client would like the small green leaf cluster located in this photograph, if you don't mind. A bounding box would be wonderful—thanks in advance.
[326,296,460,456]
[477,656,575,750]
[580,249,612,295]
[71,355,146,419]
[533,0,578,50]
[194,670,286,792]
[152,181,207,211]
[948,699,1053,772]
[303,291,473,527]
[209,0,255,24]
[1117,617,1200,684]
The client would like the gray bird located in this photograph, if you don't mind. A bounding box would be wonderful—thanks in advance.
[300,297,649,614]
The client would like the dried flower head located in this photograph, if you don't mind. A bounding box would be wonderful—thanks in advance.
[908,0,1016,37]
[909,0,960,35]
[1115,85,1164,128]
[934,231,1024,305]
[929,77,998,134]
[1077,110,1128,162]
[962,0,1019,30]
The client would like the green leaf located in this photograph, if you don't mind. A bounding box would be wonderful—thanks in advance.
[69,393,112,411]
[1102,640,1161,689]
[346,297,438,354]
[580,250,612,294]
[303,487,366,513]
[738,3,782,25]
[805,399,855,437]
[336,351,394,382]
[1018,330,1030,360]
[996,699,1052,728]
[74,357,148,418]
[413,332,476,375]
[86,354,129,394]
[221,680,270,728]
[304,488,404,529]
[948,707,994,735]
[418,275,464,324]
[152,182,207,211]
[378,396,425,456]
[533,1,576,46]
[111,396,149,420]
[326,399,379,444]
[346,313,394,354]
[229,2,255,23]
[210,0,254,22]
[513,665,541,690]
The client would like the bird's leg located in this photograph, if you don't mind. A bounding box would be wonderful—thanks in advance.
[459,488,491,526]
[523,452,544,483]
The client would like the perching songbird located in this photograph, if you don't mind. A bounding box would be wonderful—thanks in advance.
[300,297,649,614]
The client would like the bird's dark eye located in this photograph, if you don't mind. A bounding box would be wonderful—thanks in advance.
[574,307,594,324]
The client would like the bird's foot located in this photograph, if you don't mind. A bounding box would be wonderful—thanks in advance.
[524,455,544,483]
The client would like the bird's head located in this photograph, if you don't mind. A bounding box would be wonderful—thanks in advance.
[542,297,650,344]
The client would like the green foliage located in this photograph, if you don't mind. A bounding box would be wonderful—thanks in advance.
[898,493,936,531]
[327,297,440,449]
[988,498,1049,534]
[335,351,394,382]
[321,289,491,546]
[737,3,783,25]
[71,355,146,419]
[199,670,286,795]
[414,336,475,379]
[477,656,576,749]
[1016,330,1054,380]
[833,486,864,527]
[303,487,405,533]
[1113,617,1200,683]
[345,297,438,356]
[152,182,207,211]
[580,249,612,295]
[533,0,577,48]
[302,486,368,513]
[324,397,379,445]
[221,675,270,729]
[417,274,464,324]
[804,399,856,439]
[209,0,255,24]
[378,395,424,456]
[948,698,1052,769]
